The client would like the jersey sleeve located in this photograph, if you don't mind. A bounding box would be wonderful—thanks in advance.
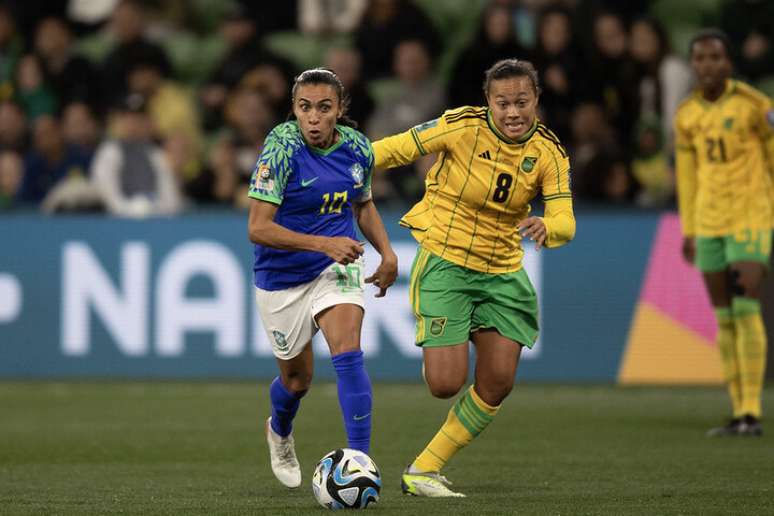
[247,128,294,205]
[674,109,698,236]
[354,134,375,203]
[373,111,459,169]
[538,144,575,248]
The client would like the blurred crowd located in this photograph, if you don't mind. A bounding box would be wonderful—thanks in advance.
[0,0,773,216]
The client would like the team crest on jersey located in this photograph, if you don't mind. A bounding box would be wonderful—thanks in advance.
[414,118,439,133]
[723,117,734,130]
[429,317,447,337]
[767,110,774,128]
[350,163,364,188]
[272,330,289,352]
[521,156,538,173]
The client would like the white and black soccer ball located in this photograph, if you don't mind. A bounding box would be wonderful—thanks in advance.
[312,448,381,509]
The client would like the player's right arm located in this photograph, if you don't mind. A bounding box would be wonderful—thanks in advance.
[372,109,463,169]
[674,106,698,262]
[247,128,363,265]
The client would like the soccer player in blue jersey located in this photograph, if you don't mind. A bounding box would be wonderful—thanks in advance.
[248,68,398,488]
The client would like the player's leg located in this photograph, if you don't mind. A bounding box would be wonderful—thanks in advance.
[255,283,316,488]
[728,230,770,436]
[316,303,373,453]
[695,236,741,436]
[402,249,471,497]
[313,258,373,453]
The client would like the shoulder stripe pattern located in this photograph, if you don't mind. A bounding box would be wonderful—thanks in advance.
[410,128,428,155]
[445,107,487,124]
[536,124,568,158]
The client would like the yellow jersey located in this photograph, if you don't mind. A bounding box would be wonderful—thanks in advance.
[373,106,575,273]
[675,79,774,237]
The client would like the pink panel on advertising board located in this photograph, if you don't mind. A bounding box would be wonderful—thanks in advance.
[639,214,716,344]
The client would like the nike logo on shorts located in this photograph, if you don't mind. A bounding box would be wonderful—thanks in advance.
[300,177,318,187]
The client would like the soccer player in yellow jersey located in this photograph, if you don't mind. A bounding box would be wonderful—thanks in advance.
[373,59,575,497]
[675,30,774,437]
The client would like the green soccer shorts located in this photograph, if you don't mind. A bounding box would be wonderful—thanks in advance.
[408,247,539,348]
[695,229,771,272]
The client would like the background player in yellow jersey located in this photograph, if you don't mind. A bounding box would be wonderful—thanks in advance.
[373,59,575,497]
[675,30,774,437]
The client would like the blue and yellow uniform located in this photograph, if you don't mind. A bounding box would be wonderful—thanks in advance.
[248,121,374,290]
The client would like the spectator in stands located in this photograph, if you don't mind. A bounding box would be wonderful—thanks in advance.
[100,0,172,108]
[299,0,367,35]
[61,102,101,157]
[719,0,774,81]
[222,88,274,179]
[448,3,526,108]
[183,134,242,208]
[18,115,91,204]
[34,17,101,111]
[580,151,637,203]
[0,5,21,103]
[14,54,56,120]
[91,94,183,218]
[368,39,445,203]
[583,11,638,147]
[200,4,295,131]
[631,115,673,207]
[354,0,441,80]
[629,16,692,148]
[324,46,374,131]
[126,59,202,181]
[568,101,622,196]
[0,150,22,209]
[531,5,582,142]
[0,100,27,152]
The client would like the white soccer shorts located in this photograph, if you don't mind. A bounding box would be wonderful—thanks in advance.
[254,259,365,360]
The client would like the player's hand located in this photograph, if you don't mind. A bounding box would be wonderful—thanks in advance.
[518,217,547,250]
[365,251,398,297]
[681,237,695,264]
[322,237,364,265]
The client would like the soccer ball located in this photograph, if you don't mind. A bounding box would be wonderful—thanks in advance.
[312,448,381,509]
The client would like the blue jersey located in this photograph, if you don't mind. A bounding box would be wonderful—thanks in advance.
[248,121,374,290]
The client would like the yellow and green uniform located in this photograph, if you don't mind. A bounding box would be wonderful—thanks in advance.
[375,107,575,475]
[674,79,773,419]
[675,79,774,268]
[374,106,575,348]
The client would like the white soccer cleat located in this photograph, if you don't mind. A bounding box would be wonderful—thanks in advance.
[401,467,466,498]
[265,417,302,488]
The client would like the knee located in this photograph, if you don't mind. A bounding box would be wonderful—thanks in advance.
[476,377,514,406]
[283,371,313,394]
[426,375,466,399]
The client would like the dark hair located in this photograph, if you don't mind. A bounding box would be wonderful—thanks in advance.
[632,15,671,61]
[288,68,357,128]
[483,59,541,97]
[689,28,732,58]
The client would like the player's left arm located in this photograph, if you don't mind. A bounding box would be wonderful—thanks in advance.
[353,143,398,297]
[519,145,575,250]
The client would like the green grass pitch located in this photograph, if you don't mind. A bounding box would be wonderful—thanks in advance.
[1,382,773,515]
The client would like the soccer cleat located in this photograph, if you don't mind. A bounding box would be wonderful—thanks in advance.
[706,418,742,437]
[401,467,466,498]
[265,417,302,488]
[738,415,763,437]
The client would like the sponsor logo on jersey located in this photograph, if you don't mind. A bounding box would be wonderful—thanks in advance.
[429,317,447,337]
[521,156,538,173]
[478,150,492,160]
[350,163,364,188]
[300,176,318,187]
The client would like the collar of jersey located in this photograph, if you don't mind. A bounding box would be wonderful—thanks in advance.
[694,79,736,108]
[486,110,538,145]
[305,125,346,156]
